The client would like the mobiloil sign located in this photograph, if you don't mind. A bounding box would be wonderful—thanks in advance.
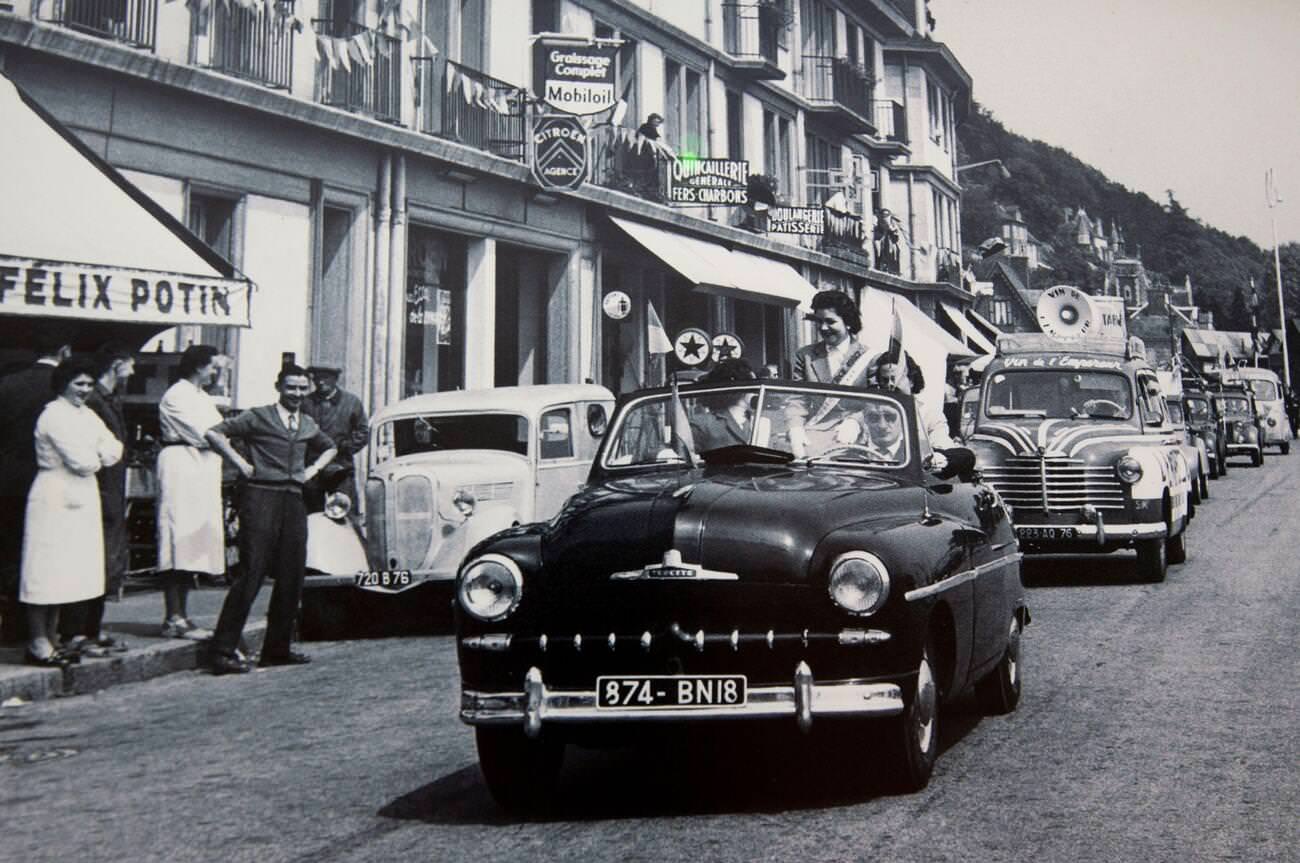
[532,34,618,116]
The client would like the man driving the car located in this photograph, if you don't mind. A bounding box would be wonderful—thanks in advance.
[830,400,907,464]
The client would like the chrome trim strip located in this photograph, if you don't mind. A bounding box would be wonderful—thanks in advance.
[905,553,1023,602]
[610,569,740,581]
[462,666,904,729]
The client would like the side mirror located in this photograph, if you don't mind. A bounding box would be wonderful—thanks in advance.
[587,403,608,438]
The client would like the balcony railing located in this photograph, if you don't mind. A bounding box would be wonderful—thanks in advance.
[588,124,670,202]
[313,20,401,123]
[57,0,156,49]
[799,54,873,123]
[199,3,294,90]
[414,57,527,162]
[873,100,908,144]
[722,2,782,68]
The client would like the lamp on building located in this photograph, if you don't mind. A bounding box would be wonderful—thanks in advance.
[955,159,1012,181]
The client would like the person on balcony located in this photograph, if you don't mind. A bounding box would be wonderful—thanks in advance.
[874,209,902,274]
[631,113,674,200]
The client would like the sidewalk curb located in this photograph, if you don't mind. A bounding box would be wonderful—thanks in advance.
[0,622,267,705]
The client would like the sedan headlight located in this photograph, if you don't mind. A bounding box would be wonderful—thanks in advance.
[323,491,351,522]
[828,551,890,616]
[1116,455,1143,484]
[458,554,523,622]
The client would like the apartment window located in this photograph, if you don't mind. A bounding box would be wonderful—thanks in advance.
[991,299,1013,327]
[596,21,638,127]
[803,133,841,206]
[664,59,704,157]
[871,168,882,215]
[726,90,743,161]
[531,0,559,32]
[800,0,835,56]
[932,188,957,252]
[927,79,953,150]
[460,0,485,69]
[187,191,241,357]
[763,109,792,199]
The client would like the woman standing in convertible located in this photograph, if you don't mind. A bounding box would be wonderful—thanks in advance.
[786,290,877,456]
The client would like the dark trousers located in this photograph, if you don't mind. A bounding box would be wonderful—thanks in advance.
[59,595,105,641]
[213,486,306,659]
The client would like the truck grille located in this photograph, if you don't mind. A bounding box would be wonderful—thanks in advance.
[981,457,1125,513]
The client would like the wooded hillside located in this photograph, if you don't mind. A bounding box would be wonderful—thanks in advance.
[957,104,1300,330]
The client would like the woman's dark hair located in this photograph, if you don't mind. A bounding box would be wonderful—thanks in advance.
[701,358,757,384]
[809,290,862,334]
[93,341,133,379]
[51,356,98,395]
[178,344,221,379]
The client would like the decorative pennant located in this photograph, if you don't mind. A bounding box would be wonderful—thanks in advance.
[336,37,352,73]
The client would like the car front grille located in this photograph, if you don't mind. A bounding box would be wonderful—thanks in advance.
[981,456,1125,513]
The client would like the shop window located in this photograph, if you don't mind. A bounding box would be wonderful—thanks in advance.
[539,407,574,459]
[187,191,241,358]
[405,227,466,396]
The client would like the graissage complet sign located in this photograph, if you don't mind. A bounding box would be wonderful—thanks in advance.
[532,36,617,116]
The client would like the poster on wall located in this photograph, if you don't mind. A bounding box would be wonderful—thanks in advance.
[434,288,452,346]
[532,36,618,116]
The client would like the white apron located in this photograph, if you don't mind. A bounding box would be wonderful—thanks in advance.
[156,379,226,574]
[20,399,123,605]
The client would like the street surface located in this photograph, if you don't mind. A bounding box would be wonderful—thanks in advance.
[2,453,1297,863]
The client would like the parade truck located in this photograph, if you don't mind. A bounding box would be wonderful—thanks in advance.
[965,289,1192,583]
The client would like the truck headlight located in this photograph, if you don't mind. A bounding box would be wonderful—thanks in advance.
[458,554,523,621]
[1268,417,1277,427]
[323,491,351,522]
[1116,455,1143,484]
[828,551,890,616]
[1246,426,1259,440]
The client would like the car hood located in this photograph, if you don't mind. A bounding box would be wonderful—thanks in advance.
[539,464,918,585]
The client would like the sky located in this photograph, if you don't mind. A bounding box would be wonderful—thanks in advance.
[931,0,1300,249]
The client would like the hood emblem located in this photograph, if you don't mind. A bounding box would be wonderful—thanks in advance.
[610,549,739,582]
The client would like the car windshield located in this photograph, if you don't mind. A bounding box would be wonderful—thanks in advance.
[983,369,1133,420]
[602,385,911,469]
[1216,396,1251,417]
[1165,400,1185,424]
[1248,379,1279,400]
[1185,397,1210,421]
[377,413,530,460]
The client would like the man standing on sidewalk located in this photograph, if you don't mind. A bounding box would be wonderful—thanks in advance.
[302,365,368,519]
[203,365,336,675]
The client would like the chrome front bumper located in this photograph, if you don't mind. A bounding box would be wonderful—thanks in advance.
[1015,520,1167,541]
[461,662,904,737]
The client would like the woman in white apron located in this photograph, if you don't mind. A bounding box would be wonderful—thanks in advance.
[21,358,122,666]
[155,345,227,639]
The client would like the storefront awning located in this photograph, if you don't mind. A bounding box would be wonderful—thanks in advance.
[939,302,996,354]
[0,73,253,334]
[966,307,1006,344]
[610,217,816,307]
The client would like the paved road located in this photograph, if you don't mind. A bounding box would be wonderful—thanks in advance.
[2,453,1297,863]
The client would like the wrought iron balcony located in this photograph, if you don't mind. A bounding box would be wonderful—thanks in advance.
[199,3,294,90]
[721,2,784,80]
[799,54,875,135]
[56,0,156,49]
[413,57,527,162]
[588,124,670,203]
[313,20,401,123]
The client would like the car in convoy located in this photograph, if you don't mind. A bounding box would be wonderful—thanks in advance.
[966,334,1192,583]
[1163,394,1209,506]
[1182,383,1226,478]
[1211,382,1265,467]
[299,384,615,637]
[1235,366,1291,454]
[454,379,1026,810]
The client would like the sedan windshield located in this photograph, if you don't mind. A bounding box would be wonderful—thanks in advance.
[984,370,1133,420]
[1216,396,1251,417]
[603,385,911,468]
[377,413,530,460]
[1184,397,1210,421]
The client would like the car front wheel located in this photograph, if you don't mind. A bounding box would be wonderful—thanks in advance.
[976,613,1022,715]
[1137,537,1167,583]
[1281,441,1291,455]
[883,644,939,793]
[1252,448,1264,466]
[1199,470,1210,499]
[475,727,564,814]
[1166,525,1187,565]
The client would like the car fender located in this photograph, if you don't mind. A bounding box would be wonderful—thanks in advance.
[305,512,369,575]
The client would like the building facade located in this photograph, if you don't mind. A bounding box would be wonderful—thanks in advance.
[1,0,977,411]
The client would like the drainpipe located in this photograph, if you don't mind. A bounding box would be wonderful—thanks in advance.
[371,152,392,411]
[387,153,408,406]
[906,170,917,278]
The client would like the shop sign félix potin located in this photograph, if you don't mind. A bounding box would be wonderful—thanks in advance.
[532,115,589,191]
[0,256,252,326]
[532,35,618,116]
[666,158,750,206]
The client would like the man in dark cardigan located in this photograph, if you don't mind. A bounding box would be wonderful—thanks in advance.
[204,364,336,674]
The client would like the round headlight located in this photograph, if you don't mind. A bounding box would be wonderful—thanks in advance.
[1268,417,1277,427]
[1116,454,1143,484]
[458,554,523,622]
[323,491,351,521]
[1246,426,1259,439]
[828,551,890,616]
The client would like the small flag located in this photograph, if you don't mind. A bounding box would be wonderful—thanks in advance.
[670,375,697,467]
[646,301,673,354]
[885,296,905,365]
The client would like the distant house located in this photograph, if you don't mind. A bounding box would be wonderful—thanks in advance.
[972,257,1040,333]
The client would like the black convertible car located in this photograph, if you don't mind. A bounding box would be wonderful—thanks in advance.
[454,380,1027,810]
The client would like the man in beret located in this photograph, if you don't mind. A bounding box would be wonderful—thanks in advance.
[301,365,369,519]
